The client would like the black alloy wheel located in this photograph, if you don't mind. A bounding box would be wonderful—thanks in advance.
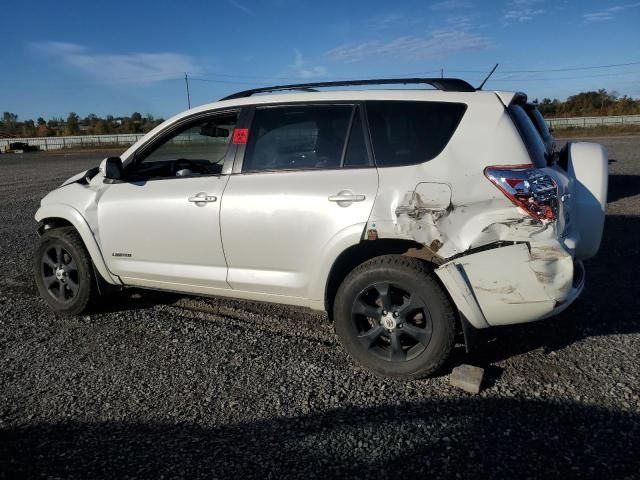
[40,245,80,303]
[334,255,456,378]
[352,281,433,362]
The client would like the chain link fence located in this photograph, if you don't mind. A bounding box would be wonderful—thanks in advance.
[0,134,146,152]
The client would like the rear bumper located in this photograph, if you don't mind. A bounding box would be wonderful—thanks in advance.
[436,241,583,328]
[540,259,584,319]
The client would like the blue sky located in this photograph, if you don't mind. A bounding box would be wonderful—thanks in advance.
[1,0,639,120]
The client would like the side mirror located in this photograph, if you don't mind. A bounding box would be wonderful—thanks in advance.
[100,157,123,180]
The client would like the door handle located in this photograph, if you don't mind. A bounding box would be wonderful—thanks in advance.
[188,192,217,204]
[328,193,366,202]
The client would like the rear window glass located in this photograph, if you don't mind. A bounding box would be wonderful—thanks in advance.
[509,104,548,168]
[366,101,466,167]
[243,105,352,171]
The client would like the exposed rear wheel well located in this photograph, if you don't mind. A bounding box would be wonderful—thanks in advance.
[325,239,437,318]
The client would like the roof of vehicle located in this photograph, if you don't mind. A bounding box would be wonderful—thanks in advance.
[192,88,518,113]
[220,78,476,100]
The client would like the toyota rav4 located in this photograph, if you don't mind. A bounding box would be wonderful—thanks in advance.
[33,78,608,378]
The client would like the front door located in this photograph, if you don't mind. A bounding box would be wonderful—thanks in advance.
[97,110,239,291]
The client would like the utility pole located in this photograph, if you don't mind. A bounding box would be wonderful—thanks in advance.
[441,67,444,79]
[184,72,191,109]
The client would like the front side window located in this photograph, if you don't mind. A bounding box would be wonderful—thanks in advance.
[366,101,467,167]
[242,105,355,172]
[130,111,238,179]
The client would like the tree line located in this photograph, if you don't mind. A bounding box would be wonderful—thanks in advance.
[1,89,639,137]
[0,112,165,138]
[535,89,640,118]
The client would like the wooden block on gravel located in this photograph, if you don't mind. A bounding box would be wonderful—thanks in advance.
[450,364,485,394]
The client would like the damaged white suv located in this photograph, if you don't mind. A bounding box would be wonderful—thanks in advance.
[34,78,608,378]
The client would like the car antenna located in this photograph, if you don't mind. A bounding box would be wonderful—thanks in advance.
[477,63,499,90]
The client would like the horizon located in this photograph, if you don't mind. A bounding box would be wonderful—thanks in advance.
[1,0,639,120]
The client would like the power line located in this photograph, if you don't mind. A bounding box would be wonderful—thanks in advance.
[490,69,640,82]
[2,59,640,92]
[189,77,259,85]
[401,61,640,76]
[498,60,640,74]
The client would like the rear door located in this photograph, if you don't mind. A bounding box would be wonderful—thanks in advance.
[220,103,378,298]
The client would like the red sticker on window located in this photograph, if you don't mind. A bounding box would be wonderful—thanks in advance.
[232,128,248,144]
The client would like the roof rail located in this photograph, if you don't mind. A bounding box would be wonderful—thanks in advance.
[219,77,475,101]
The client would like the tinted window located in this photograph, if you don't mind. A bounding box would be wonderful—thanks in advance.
[243,105,352,172]
[509,104,548,168]
[343,108,369,168]
[366,101,466,166]
[131,112,238,179]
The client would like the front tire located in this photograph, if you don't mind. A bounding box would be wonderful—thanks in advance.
[334,255,456,378]
[34,226,96,315]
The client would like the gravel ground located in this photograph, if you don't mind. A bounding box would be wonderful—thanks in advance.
[1,138,639,479]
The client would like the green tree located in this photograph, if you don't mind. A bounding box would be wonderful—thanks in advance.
[64,112,80,136]
[2,112,18,134]
[94,119,110,135]
[36,123,52,137]
[20,120,36,137]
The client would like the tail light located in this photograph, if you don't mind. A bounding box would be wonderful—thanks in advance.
[484,165,558,221]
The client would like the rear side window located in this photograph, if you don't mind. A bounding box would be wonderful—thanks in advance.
[509,104,548,168]
[366,101,466,167]
[243,105,353,172]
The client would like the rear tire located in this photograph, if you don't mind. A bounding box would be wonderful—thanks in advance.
[33,226,96,315]
[334,255,455,379]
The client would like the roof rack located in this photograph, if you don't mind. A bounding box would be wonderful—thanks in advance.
[219,77,475,101]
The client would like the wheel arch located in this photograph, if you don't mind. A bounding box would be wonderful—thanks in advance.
[324,238,439,319]
[35,204,121,285]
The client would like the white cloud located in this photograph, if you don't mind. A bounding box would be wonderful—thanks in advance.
[286,50,328,79]
[365,13,406,29]
[583,11,614,22]
[430,0,472,10]
[325,19,491,64]
[583,2,640,22]
[227,0,254,16]
[503,0,546,22]
[362,13,425,32]
[31,42,202,85]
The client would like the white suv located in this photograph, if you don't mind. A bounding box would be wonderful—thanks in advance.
[33,78,608,378]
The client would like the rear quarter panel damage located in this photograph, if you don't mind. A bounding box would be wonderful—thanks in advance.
[436,242,574,327]
[363,93,578,327]
[364,94,558,260]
